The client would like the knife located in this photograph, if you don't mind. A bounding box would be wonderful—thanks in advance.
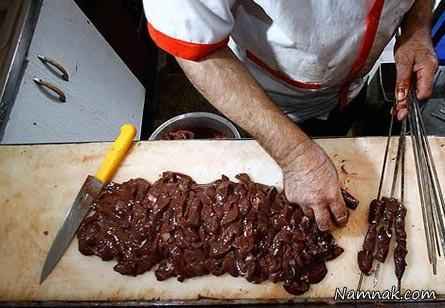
[40,124,137,284]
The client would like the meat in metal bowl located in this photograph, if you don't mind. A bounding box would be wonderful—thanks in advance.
[149,112,241,140]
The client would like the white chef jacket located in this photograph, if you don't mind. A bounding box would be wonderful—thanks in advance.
[143,0,414,121]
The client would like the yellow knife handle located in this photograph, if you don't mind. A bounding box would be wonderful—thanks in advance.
[95,124,137,184]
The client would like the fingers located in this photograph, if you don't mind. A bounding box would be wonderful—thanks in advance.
[306,200,349,232]
[414,55,438,100]
[395,56,413,121]
[395,56,413,102]
[310,190,349,231]
[300,204,314,220]
[328,190,349,226]
[393,97,408,120]
[396,108,409,121]
[394,45,438,120]
[394,55,437,120]
[306,200,349,231]
[312,205,333,232]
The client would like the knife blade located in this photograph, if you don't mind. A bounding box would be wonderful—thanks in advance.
[40,124,136,284]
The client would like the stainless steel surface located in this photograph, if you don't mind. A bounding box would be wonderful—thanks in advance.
[0,0,41,140]
[149,112,241,140]
[37,55,69,81]
[40,175,103,284]
[33,78,66,102]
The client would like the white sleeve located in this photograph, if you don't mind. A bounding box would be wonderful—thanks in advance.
[143,0,235,60]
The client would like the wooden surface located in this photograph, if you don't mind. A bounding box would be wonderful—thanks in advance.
[1,137,445,302]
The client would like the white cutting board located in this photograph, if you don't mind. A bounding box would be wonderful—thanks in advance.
[0,138,445,302]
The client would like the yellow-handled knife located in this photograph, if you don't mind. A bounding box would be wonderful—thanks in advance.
[40,124,136,284]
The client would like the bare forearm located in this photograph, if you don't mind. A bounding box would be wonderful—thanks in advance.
[177,47,348,231]
[401,0,433,36]
[176,47,311,168]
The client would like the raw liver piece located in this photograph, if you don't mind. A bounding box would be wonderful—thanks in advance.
[77,172,347,295]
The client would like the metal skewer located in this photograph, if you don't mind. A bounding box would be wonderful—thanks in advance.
[373,119,406,288]
[401,121,406,207]
[398,120,407,292]
[410,96,438,273]
[359,86,445,291]
[408,89,445,274]
[357,111,395,291]
[390,120,406,198]
[413,100,445,254]
[377,113,395,199]
[412,101,441,258]
[409,107,435,269]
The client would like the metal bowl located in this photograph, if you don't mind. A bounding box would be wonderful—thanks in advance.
[149,112,241,140]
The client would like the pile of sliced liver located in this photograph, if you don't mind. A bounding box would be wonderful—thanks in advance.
[78,172,349,295]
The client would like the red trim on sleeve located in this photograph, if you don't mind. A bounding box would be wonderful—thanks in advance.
[147,22,229,61]
[246,51,321,90]
[339,0,385,106]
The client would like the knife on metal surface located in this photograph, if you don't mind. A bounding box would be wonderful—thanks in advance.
[40,124,137,284]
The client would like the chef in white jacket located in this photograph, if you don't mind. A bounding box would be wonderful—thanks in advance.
[143,1,437,231]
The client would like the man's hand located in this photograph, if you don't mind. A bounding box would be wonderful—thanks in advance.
[177,47,348,232]
[394,0,438,120]
[282,141,348,231]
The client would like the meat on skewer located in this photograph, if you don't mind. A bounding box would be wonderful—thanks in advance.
[394,203,407,282]
[357,199,385,275]
[357,250,373,275]
[374,197,399,263]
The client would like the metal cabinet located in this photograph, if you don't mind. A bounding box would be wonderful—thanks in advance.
[1,0,145,144]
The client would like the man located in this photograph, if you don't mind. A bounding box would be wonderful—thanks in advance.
[143,1,437,231]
